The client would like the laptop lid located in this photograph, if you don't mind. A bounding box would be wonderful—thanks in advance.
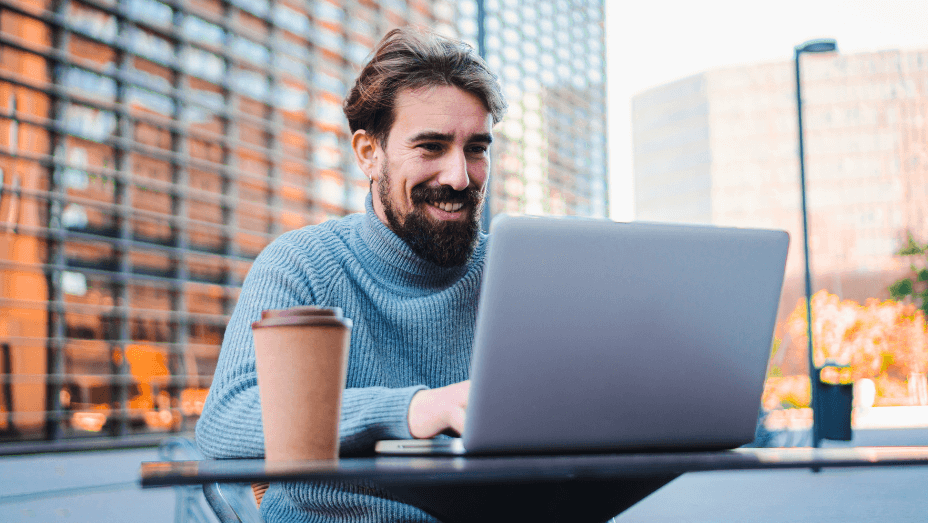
[462,215,789,454]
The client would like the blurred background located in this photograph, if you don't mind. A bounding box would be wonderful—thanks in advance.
[0,0,926,452]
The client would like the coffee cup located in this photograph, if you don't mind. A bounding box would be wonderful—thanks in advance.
[252,306,351,462]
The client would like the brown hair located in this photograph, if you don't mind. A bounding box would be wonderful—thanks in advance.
[343,27,507,147]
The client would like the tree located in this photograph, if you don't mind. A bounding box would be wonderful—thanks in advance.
[889,233,928,316]
[764,291,928,408]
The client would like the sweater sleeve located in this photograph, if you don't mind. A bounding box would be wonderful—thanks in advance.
[195,237,423,459]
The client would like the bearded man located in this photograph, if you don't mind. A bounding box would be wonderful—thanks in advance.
[196,26,507,522]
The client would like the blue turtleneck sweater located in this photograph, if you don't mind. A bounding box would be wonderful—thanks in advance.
[196,194,486,522]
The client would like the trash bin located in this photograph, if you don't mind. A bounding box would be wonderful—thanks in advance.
[815,363,853,441]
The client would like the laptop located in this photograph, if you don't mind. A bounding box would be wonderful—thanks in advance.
[375,215,789,455]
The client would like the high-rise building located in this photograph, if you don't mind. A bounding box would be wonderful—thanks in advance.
[0,0,457,444]
[457,0,608,218]
[632,48,928,316]
[0,0,608,445]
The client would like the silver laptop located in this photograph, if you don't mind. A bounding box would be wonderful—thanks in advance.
[375,215,789,455]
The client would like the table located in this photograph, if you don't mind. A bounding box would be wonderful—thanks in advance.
[140,446,928,523]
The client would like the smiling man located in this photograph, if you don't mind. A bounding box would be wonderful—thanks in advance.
[355,84,493,268]
[196,27,507,522]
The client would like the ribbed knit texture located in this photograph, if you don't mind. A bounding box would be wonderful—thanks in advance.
[196,194,485,522]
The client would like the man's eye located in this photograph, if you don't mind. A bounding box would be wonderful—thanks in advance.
[468,145,488,154]
[419,143,443,152]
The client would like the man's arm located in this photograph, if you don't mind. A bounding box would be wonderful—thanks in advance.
[194,237,466,458]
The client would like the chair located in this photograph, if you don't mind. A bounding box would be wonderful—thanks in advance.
[201,482,264,523]
[158,437,264,523]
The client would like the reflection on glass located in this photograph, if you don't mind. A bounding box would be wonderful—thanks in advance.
[123,27,174,65]
[122,0,173,27]
[347,43,370,67]
[314,1,345,23]
[127,86,175,116]
[124,65,171,93]
[230,0,269,17]
[272,84,308,112]
[314,26,344,53]
[231,36,270,65]
[181,47,225,82]
[182,15,225,46]
[315,99,344,127]
[61,203,89,229]
[62,105,117,142]
[59,146,89,190]
[272,4,309,35]
[274,54,308,80]
[230,69,268,101]
[58,66,117,101]
[313,147,341,170]
[69,5,117,43]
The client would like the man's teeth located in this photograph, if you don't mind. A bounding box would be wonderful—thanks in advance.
[433,201,464,212]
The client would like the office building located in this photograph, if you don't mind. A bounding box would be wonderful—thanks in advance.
[0,0,608,445]
[458,0,608,217]
[633,48,928,306]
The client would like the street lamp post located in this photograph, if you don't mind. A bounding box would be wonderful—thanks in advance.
[794,38,837,449]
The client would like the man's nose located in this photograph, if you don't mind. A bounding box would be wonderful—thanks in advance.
[436,150,469,191]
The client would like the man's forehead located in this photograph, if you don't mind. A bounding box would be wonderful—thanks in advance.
[392,85,493,137]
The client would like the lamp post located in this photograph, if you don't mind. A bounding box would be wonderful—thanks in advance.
[794,38,837,449]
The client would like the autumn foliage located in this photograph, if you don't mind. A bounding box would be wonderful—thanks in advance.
[763,290,928,410]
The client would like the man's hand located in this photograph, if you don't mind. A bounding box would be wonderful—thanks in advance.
[407,381,470,439]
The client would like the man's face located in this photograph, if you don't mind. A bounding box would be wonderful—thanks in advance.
[370,85,493,267]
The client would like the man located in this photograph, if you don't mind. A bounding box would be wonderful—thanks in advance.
[196,27,507,522]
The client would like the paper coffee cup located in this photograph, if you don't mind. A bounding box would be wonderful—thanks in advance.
[252,306,351,462]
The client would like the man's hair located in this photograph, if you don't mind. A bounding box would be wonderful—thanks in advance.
[343,27,507,147]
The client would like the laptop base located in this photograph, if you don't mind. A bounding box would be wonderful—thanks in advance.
[375,438,466,455]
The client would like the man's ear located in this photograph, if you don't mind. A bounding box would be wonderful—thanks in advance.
[351,130,379,181]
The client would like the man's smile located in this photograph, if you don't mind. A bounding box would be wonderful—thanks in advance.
[422,200,469,221]
[430,201,465,213]
[408,183,480,224]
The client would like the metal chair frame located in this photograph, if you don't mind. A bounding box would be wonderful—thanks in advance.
[158,437,263,523]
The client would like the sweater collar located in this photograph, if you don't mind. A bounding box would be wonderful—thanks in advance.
[357,193,484,291]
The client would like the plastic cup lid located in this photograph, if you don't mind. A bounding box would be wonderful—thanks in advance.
[252,306,351,329]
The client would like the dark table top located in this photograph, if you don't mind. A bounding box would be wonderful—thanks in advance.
[140,446,928,488]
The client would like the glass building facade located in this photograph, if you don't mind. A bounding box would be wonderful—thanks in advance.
[0,0,607,446]
[457,0,608,218]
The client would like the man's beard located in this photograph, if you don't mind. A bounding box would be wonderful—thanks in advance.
[378,163,484,268]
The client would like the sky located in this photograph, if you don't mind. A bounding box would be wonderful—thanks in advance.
[605,0,928,220]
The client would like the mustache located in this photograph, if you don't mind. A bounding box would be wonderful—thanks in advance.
[410,184,482,207]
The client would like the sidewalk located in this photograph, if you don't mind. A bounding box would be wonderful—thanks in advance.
[854,405,928,429]
[0,447,216,523]
[615,460,928,522]
[614,427,928,523]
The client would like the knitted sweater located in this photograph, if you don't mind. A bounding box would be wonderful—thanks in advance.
[195,194,485,522]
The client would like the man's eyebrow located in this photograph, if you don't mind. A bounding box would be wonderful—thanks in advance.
[408,131,454,143]
[407,131,493,144]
